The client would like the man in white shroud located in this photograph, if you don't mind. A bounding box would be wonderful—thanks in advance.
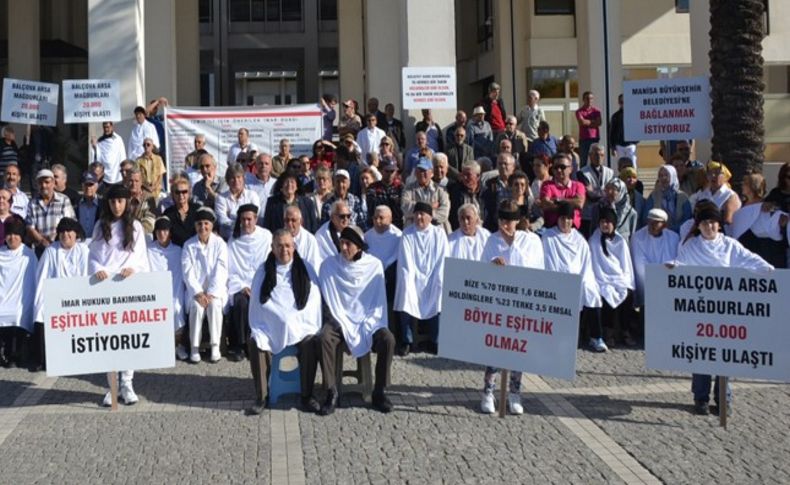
[318,226,396,415]
[182,207,229,364]
[315,199,352,261]
[0,216,37,368]
[394,201,448,356]
[33,217,89,371]
[284,205,322,277]
[147,216,187,360]
[542,201,606,352]
[364,206,402,339]
[227,204,272,362]
[246,229,322,415]
[478,200,544,415]
[448,203,490,260]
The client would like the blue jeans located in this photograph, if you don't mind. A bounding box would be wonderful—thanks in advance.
[691,374,732,404]
[399,313,439,344]
[578,138,599,168]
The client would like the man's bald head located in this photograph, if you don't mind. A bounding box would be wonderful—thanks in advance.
[373,205,393,233]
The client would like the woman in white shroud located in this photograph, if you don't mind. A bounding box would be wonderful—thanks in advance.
[32,217,89,371]
[0,216,37,368]
[478,200,544,416]
[89,184,151,406]
[147,216,187,360]
[590,205,636,347]
[675,204,773,416]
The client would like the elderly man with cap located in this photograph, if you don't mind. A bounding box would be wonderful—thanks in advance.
[227,204,272,361]
[0,216,37,368]
[182,207,229,364]
[401,157,451,233]
[320,169,367,229]
[147,216,188,360]
[26,169,76,257]
[315,200,352,262]
[394,201,449,355]
[543,201,606,352]
[246,229,323,414]
[77,171,101,239]
[467,105,494,159]
[366,158,403,229]
[318,225,396,415]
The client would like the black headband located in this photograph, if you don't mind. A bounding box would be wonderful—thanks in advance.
[497,210,520,221]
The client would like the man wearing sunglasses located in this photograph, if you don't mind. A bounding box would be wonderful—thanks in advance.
[538,153,586,229]
[315,199,352,261]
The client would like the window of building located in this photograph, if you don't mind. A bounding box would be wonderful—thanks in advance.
[535,0,574,15]
[477,0,493,53]
[282,0,302,22]
[675,0,689,14]
[528,67,578,99]
[319,0,337,21]
[199,0,212,23]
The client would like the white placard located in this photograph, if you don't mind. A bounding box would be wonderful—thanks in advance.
[62,79,121,123]
[44,271,175,377]
[645,265,790,381]
[401,67,457,110]
[438,258,582,380]
[1,78,59,126]
[165,104,323,175]
[623,76,711,141]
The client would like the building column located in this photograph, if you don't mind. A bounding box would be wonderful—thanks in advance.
[338,0,365,106]
[493,0,529,116]
[576,0,622,164]
[144,0,177,104]
[303,0,320,102]
[363,0,402,113]
[8,0,41,81]
[690,0,712,163]
[176,0,201,106]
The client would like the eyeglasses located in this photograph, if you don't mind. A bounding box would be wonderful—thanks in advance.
[554,165,571,170]
[337,213,352,220]
[174,189,189,195]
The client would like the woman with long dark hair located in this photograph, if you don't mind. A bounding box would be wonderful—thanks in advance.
[89,184,150,407]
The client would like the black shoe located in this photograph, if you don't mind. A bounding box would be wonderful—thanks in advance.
[693,400,709,415]
[301,396,321,413]
[227,349,244,362]
[246,399,266,416]
[319,389,338,416]
[425,342,438,355]
[372,391,393,414]
[397,343,411,357]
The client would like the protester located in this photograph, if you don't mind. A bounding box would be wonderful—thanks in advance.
[262,173,318,234]
[382,103,405,150]
[26,169,76,257]
[184,136,207,185]
[364,206,402,341]
[182,207,229,364]
[646,164,691,233]
[479,200,545,415]
[320,169,366,229]
[227,204,272,361]
[4,163,29,218]
[394,202,448,355]
[538,154,585,230]
[271,139,292,177]
[366,158,403,229]
[338,99,362,138]
[448,160,484,231]
[401,157,451,233]
[192,153,227,209]
[599,178,638,240]
[77,171,102,238]
[127,106,159,161]
[578,143,614,237]
[51,164,81,209]
[126,167,157,234]
[320,94,338,141]
[517,89,545,142]
[315,200,352,262]
[215,163,261,240]
[226,128,258,176]
[89,184,150,406]
[283,206,322,277]
[575,91,602,167]
[630,208,679,311]
[620,166,646,230]
[674,204,774,416]
[448,203,490,260]
[0,189,14,240]
[318,226,396,415]
[247,229,323,414]
[163,177,201,247]
[698,161,742,226]
[0,216,37,368]
[245,153,277,219]
[467,106,494,159]
[309,167,334,223]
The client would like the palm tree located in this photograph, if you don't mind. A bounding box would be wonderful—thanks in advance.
[708,0,766,191]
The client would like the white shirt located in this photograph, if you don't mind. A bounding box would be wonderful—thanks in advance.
[214,188,261,240]
[88,220,151,275]
[394,224,449,319]
[226,141,259,175]
[364,225,402,269]
[127,119,159,161]
[7,188,29,219]
[356,126,386,155]
[181,232,229,305]
[245,174,277,222]
[94,132,126,184]
[147,241,186,331]
[0,244,38,332]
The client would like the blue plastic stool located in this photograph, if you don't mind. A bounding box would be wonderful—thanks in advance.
[268,345,301,404]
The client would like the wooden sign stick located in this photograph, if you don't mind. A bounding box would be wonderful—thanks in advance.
[718,376,727,429]
[498,370,508,418]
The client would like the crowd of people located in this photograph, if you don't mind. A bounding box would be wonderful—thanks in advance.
[0,86,788,418]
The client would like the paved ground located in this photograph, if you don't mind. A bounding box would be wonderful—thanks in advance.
[1,345,788,484]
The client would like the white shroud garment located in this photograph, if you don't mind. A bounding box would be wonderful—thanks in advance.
[35,241,90,323]
[293,229,322,279]
[630,226,679,306]
[727,203,786,241]
[676,233,773,271]
[364,225,402,269]
[448,227,491,261]
[589,229,635,308]
[542,227,601,308]
[89,220,151,275]
[315,221,340,261]
[480,230,544,269]
[394,224,449,319]
[147,241,186,331]
[248,260,322,354]
[320,253,388,358]
[227,227,272,296]
[181,232,229,306]
[0,245,38,332]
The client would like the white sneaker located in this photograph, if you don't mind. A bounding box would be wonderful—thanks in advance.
[102,391,112,407]
[480,392,496,414]
[176,345,189,361]
[119,383,139,405]
[189,347,201,363]
[591,338,609,353]
[507,393,524,415]
[210,345,221,363]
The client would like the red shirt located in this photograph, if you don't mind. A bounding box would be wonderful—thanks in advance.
[539,179,585,228]
[575,105,601,141]
[489,101,505,132]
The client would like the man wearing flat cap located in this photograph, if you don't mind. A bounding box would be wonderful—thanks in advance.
[26,169,76,257]
[401,157,451,233]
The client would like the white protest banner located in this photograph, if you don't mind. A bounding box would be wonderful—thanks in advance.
[645,265,790,381]
[439,258,582,380]
[62,79,121,123]
[623,76,711,141]
[402,67,457,110]
[43,271,175,377]
[165,104,323,175]
[1,78,59,126]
